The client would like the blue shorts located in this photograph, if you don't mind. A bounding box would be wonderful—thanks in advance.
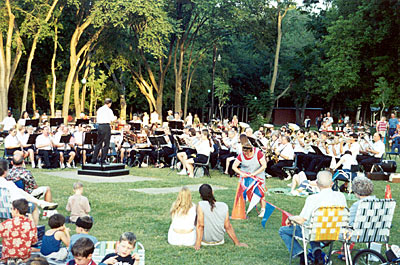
[28,202,36,213]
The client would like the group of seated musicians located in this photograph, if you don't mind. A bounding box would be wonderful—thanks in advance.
[1,115,388,179]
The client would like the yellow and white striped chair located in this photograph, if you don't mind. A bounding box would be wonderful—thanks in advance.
[289,206,350,265]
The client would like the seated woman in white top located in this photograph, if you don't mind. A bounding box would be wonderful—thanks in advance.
[168,187,196,246]
[185,129,213,178]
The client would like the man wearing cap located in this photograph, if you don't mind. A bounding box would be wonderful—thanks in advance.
[91,98,117,164]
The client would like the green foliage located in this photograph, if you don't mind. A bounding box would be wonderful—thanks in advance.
[214,77,232,108]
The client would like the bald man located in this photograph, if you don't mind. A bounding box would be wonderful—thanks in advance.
[278,171,347,265]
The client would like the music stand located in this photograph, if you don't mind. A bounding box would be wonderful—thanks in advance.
[82,132,98,166]
[168,121,184,130]
[311,145,324,156]
[171,130,184,135]
[75,119,89,126]
[154,130,164,136]
[25,119,39,128]
[27,134,40,145]
[50,118,64,127]
[248,137,259,148]
[129,122,141,132]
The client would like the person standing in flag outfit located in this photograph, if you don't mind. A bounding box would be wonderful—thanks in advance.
[232,141,267,217]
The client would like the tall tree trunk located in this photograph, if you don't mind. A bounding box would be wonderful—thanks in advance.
[62,18,101,121]
[120,94,126,121]
[89,84,94,117]
[174,40,184,113]
[73,74,81,118]
[32,79,36,112]
[0,0,23,119]
[21,0,59,113]
[265,3,289,122]
[80,64,90,114]
[50,24,58,117]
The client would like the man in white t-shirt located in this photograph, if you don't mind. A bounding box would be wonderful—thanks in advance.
[279,171,347,265]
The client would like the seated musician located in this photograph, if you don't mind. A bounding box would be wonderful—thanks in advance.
[36,126,59,168]
[119,124,135,164]
[129,128,153,167]
[357,132,385,172]
[148,127,174,168]
[232,141,267,217]
[177,128,199,175]
[109,128,124,163]
[19,125,36,168]
[266,136,294,180]
[4,128,29,161]
[244,127,254,138]
[220,130,238,174]
[53,126,76,168]
[341,133,360,159]
[185,129,214,178]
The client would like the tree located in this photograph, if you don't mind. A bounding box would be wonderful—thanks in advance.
[214,77,232,120]
[0,0,23,119]
[20,0,59,113]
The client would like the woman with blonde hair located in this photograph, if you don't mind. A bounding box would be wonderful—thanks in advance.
[168,187,197,246]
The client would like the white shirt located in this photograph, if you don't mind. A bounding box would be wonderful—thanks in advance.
[74,131,84,146]
[53,131,71,150]
[340,153,358,170]
[195,139,213,156]
[0,177,40,205]
[300,189,347,225]
[278,143,294,160]
[4,134,19,148]
[186,115,193,126]
[293,138,306,153]
[150,112,159,124]
[2,117,16,131]
[372,140,385,158]
[36,134,52,150]
[96,105,116,124]
[142,116,149,126]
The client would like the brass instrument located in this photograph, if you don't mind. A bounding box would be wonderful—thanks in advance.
[123,131,136,145]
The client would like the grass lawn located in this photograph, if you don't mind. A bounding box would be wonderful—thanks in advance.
[29,166,400,265]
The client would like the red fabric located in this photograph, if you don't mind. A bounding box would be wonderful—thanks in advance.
[0,216,37,260]
[281,211,293,226]
[377,121,387,132]
[237,148,264,163]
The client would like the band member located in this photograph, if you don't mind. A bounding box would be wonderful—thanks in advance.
[185,129,213,178]
[4,128,27,158]
[36,126,58,168]
[357,132,385,172]
[17,125,35,167]
[91,98,117,164]
[266,136,294,180]
[54,126,76,168]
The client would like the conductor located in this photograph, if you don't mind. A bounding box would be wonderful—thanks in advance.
[91,98,117,164]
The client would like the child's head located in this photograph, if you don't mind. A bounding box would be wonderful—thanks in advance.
[71,237,95,265]
[73,182,84,194]
[117,232,136,257]
[48,214,66,229]
[26,256,49,265]
[75,216,93,233]
[12,199,29,216]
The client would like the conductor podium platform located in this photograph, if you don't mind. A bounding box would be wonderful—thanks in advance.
[78,163,130,177]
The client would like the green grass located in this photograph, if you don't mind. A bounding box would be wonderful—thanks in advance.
[30,166,400,265]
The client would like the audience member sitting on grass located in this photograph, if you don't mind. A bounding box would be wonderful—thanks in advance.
[67,216,98,260]
[289,171,319,196]
[168,187,196,246]
[99,232,140,265]
[349,176,376,226]
[66,182,91,223]
[7,152,56,214]
[279,171,347,265]
[67,237,96,265]
[0,199,38,262]
[40,214,70,261]
[0,160,58,225]
[194,184,248,250]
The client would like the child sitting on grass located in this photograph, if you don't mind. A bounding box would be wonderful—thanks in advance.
[67,216,98,260]
[100,232,140,265]
[66,182,91,223]
[40,214,70,260]
[67,237,96,265]
[0,199,37,262]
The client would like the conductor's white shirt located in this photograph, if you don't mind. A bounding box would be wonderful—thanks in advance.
[96,105,116,124]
